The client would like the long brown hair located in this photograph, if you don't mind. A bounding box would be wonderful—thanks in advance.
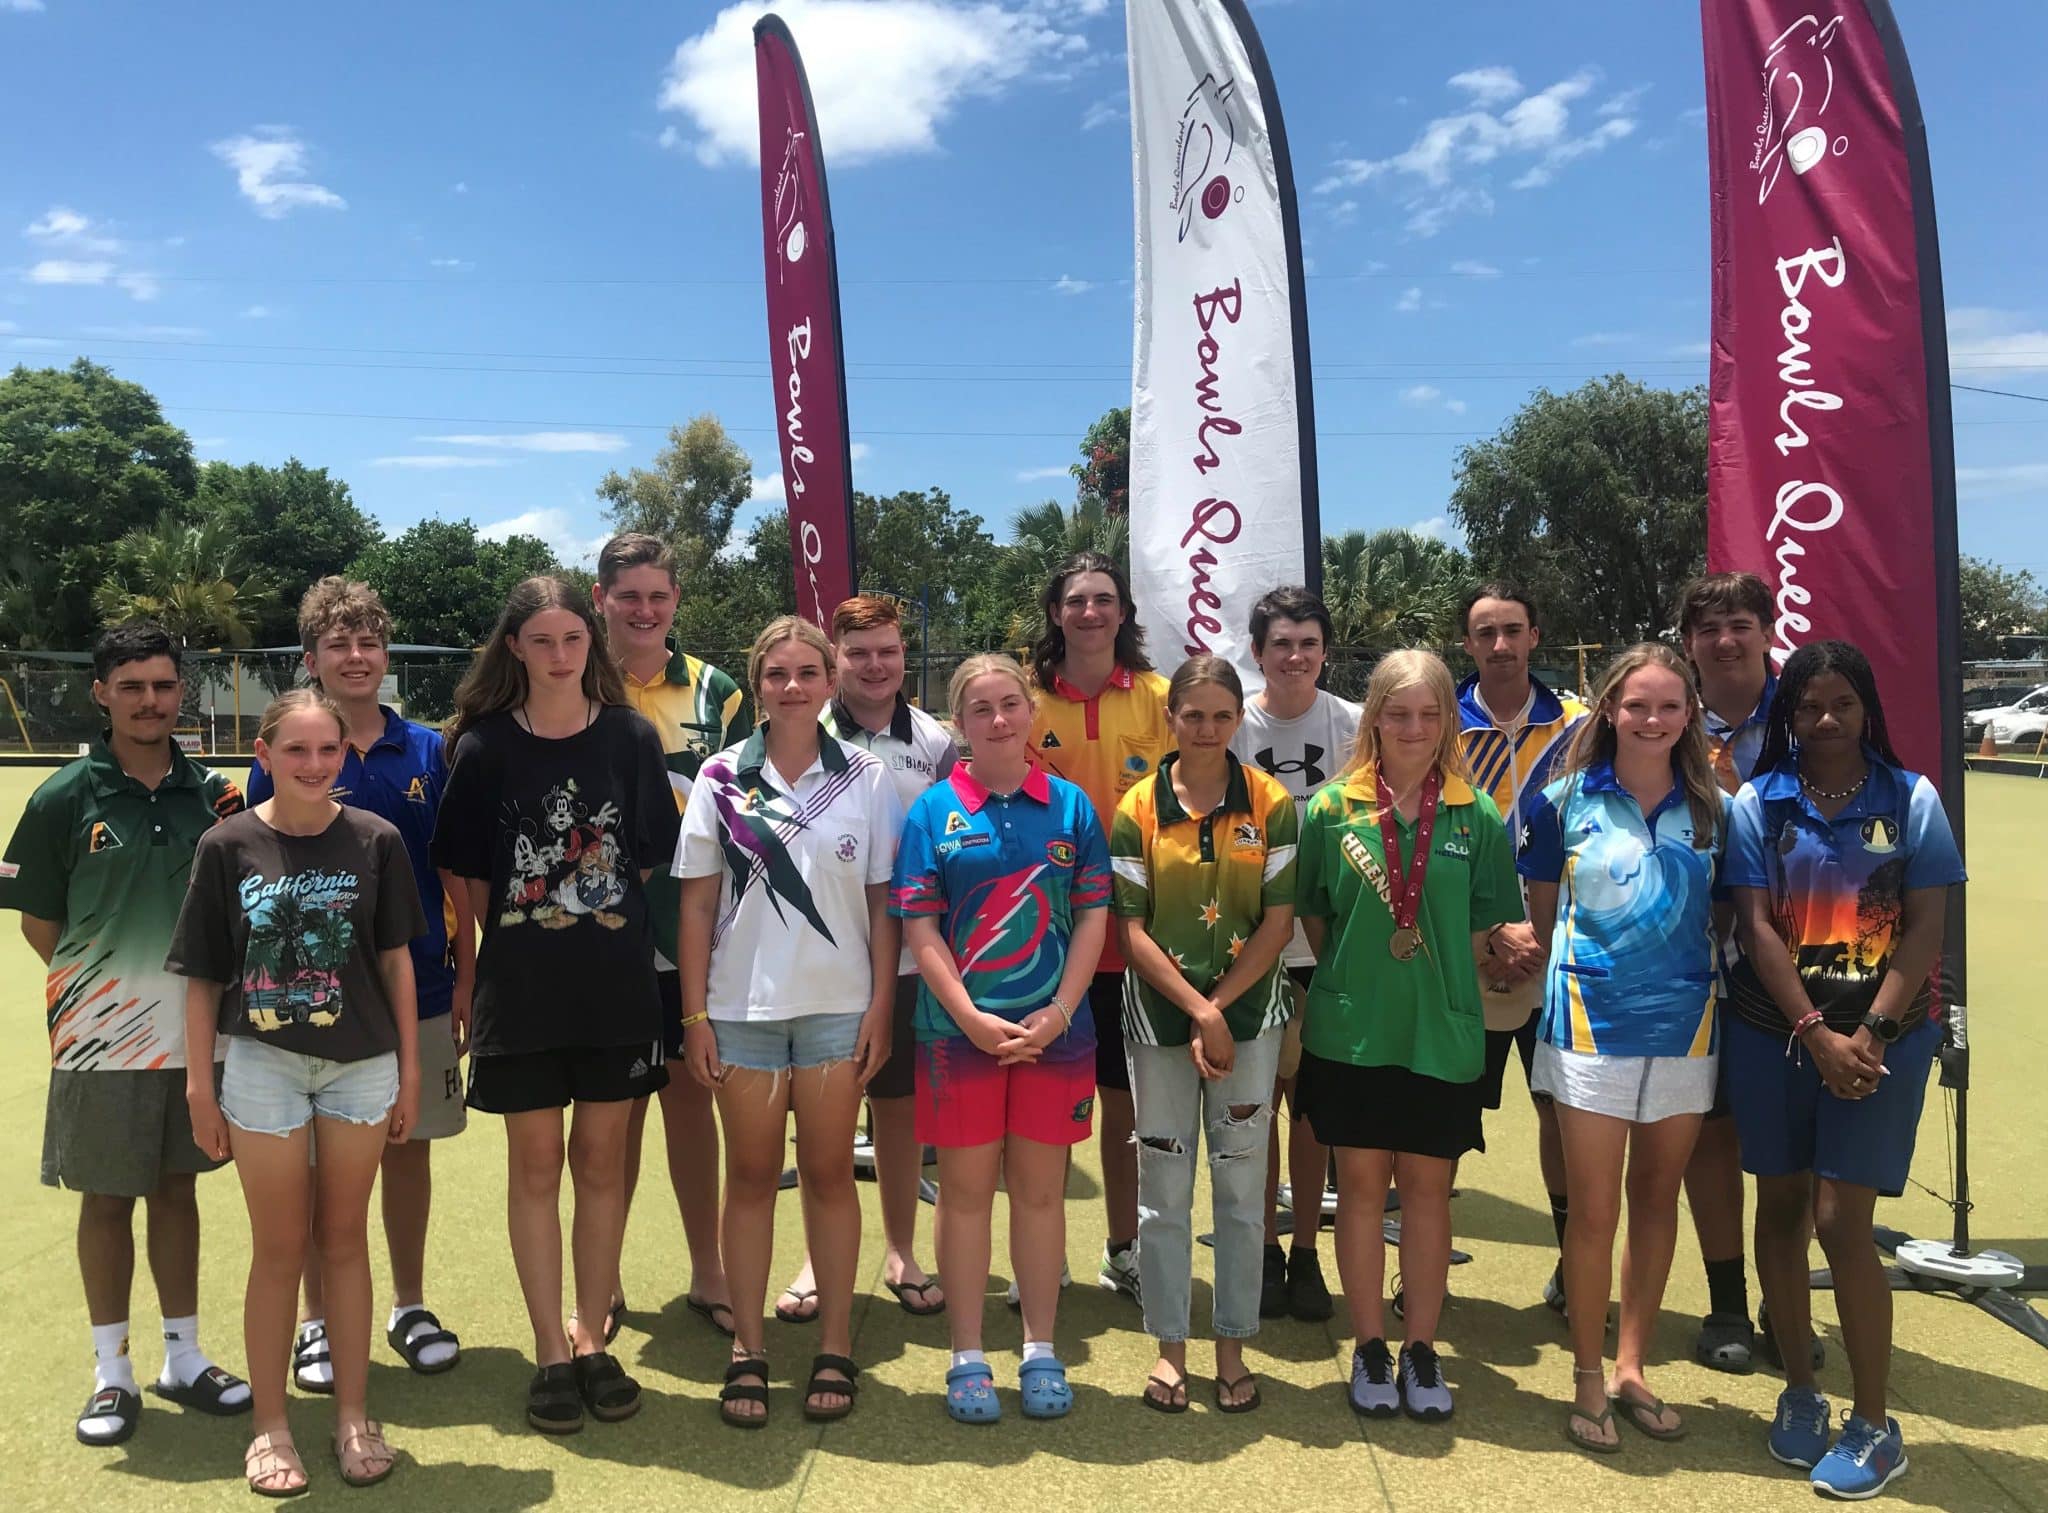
[1340,648,1470,783]
[1029,551,1151,691]
[1562,642,1723,844]
[448,576,627,747]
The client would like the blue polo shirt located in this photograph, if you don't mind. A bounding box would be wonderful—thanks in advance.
[1723,754,1964,1035]
[890,765,1110,1059]
[248,706,455,1019]
[1519,762,1731,1058]
[1705,673,1777,793]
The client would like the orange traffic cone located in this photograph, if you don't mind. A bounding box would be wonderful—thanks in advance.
[1978,728,2000,757]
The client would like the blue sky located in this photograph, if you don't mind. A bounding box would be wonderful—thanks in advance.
[4,0,2045,581]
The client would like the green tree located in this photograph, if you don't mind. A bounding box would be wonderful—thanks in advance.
[1073,406,1130,516]
[348,519,560,648]
[595,415,753,580]
[1958,554,2046,662]
[196,460,381,644]
[852,488,1009,647]
[998,498,1130,642]
[92,510,275,649]
[0,360,198,647]
[1321,527,1472,655]
[1449,376,1707,647]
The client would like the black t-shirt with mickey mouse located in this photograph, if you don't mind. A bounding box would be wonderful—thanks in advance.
[432,705,679,1055]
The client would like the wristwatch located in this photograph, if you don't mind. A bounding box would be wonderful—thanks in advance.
[1859,1011,1904,1044]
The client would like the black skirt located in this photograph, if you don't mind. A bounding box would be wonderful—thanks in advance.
[1295,1051,1485,1160]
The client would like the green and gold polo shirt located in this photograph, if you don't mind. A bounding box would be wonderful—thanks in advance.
[1295,762,1518,1084]
[0,736,243,1071]
[1110,753,1297,1047]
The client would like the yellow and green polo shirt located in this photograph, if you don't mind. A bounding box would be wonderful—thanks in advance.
[1029,663,1172,975]
[1111,753,1297,1046]
[1295,762,1520,1084]
[623,645,747,966]
[0,736,243,1071]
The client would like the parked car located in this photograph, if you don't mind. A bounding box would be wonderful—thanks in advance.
[1967,684,2048,747]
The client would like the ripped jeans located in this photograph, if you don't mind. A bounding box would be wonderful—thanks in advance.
[1127,1028,1284,1343]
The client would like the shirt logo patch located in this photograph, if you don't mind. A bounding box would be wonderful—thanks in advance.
[944,810,973,836]
[1040,731,1062,749]
[836,833,860,862]
[1072,1096,1095,1123]
[1232,821,1262,849]
[0,860,18,880]
[1860,816,1899,853]
[88,821,123,853]
[938,834,992,855]
[404,776,430,804]
[1046,839,1077,867]
[1257,745,1327,786]
[1124,754,1150,774]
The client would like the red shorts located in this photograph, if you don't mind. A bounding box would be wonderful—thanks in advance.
[913,1039,1096,1149]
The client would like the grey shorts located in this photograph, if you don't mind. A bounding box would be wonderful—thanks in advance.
[42,1065,225,1198]
[1530,1040,1718,1124]
[410,1016,468,1141]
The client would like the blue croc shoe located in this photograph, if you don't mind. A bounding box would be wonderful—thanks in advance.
[1811,1413,1907,1500]
[1768,1384,1831,1470]
[944,1363,999,1424]
[1018,1357,1073,1420]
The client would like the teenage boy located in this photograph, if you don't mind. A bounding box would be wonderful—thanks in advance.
[1678,571,1821,1375]
[1027,552,1173,1304]
[592,533,746,1336]
[246,577,468,1385]
[1230,586,1356,1323]
[1,624,251,1446]
[771,595,956,1322]
[1454,582,1585,1315]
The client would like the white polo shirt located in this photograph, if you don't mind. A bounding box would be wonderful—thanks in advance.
[676,724,904,1022]
[823,693,959,975]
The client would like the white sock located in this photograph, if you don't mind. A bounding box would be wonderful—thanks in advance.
[389,1302,458,1369]
[92,1321,136,1395]
[1021,1339,1056,1364]
[160,1315,250,1406]
[295,1317,334,1387]
[950,1348,987,1371]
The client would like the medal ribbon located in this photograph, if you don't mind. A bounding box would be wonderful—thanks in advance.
[1374,767,1441,932]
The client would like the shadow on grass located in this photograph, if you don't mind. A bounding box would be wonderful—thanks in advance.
[1446,1186,1559,1250]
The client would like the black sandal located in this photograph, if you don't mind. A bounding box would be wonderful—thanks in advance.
[571,1351,641,1423]
[76,1385,140,1447]
[291,1322,333,1396]
[802,1353,859,1423]
[150,1364,252,1416]
[721,1356,770,1429]
[526,1362,584,1435]
[387,1307,461,1375]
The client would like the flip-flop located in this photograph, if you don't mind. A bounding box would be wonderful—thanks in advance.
[1565,1404,1623,1455]
[1140,1373,1188,1414]
[687,1295,737,1337]
[774,1286,820,1325]
[1214,1372,1262,1415]
[150,1364,253,1415]
[1611,1388,1687,1441]
[884,1277,946,1317]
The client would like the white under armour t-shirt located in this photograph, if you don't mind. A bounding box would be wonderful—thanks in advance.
[1233,689,1362,968]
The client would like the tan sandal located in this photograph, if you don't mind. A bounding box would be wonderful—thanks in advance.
[245,1430,310,1498]
[333,1419,395,1487]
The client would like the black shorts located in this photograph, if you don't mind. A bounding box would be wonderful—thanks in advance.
[658,970,686,1059]
[467,1040,668,1115]
[1090,972,1130,1093]
[1295,1051,1485,1160]
[866,976,919,1101]
[1480,1016,1541,1110]
[1287,965,1316,993]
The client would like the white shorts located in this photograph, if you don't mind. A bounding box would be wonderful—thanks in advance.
[1531,1040,1717,1124]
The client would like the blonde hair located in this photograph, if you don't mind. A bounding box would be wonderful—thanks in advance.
[1341,648,1469,783]
[745,616,834,704]
[1562,642,1723,845]
[256,688,348,748]
[948,653,1033,726]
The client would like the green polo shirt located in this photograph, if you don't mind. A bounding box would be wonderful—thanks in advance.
[1295,763,1518,1083]
[1110,754,1298,1047]
[0,736,243,1071]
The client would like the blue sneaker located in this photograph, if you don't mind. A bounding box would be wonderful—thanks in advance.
[1810,1413,1908,1500]
[1768,1385,1831,1469]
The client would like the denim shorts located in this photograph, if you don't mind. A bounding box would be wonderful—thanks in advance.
[712,1012,864,1073]
[220,1036,399,1137]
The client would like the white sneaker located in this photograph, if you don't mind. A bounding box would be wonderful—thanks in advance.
[1098,1242,1141,1304]
[1005,1264,1072,1308]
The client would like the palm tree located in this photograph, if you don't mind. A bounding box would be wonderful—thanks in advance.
[92,510,274,649]
[1321,527,1471,656]
[999,498,1130,644]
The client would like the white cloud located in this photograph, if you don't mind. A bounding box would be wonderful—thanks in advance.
[1052,274,1094,295]
[1599,85,1651,117]
[1329,199,1359,225]
[1446,398,1468,415]
[1668,339,1710,359]
[192,436,230,450]
[451,181,470,194]
[658,1,1085,167]
[1319,67,1642,235]
[1409,515,1449,539]
[369,455,513,469]
[26,206,120,253]
[1400,384,1442,404]
[1447,67,1522,107]
[1361,258,1390,275]
[422,431,631,454]
[750,470,785,502]
[26,258,112,285]
[211,130,346,219]
[1955,463,2048,499]
[1394,286,1423,313]
[480,507,609,567]
[114,271,160,301]
[1080,97,1123,131]
[1571,330,1637,347]
[1017,465,1071,481]
[849,441,872,462]
[1947,307,2048,374]
[1450,258,1500,279]
[241,304,273,319]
